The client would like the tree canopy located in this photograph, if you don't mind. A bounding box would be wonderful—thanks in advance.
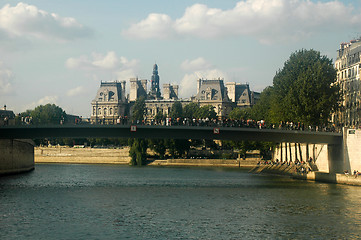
[169,101,183,119]
[131,96,146,122]
[183,102,199,119]
[20,104,67,125]
[195,105,217,119]
[270,49,340,125]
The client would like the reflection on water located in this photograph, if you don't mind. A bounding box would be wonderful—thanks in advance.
[0,164,360,239]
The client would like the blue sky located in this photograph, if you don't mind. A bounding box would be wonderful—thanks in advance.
[0,0,360,117]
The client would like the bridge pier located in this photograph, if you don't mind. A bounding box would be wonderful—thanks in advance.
[0,139,34,175]
[327,143,344,174]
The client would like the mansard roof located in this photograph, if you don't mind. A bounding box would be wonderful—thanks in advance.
[93,81,125,103]
[196,79,230,102]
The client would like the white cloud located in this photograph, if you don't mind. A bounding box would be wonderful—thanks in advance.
[122,0,361,43]
[179,69,227,98]
[66,51,139,81]
[122,13,175,39]
[181,57,213,72]
[66,86,85,97]
[36,95,59,105]
[0,2,92,41]
[0,62,14,95]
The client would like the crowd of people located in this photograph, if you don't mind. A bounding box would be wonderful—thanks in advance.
[257,157,314,174]
[123,116,339,133]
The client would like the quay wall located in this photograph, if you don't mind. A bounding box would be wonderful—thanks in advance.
[0,139,34,175]
[35,146,131,164]
[149,158,258,168]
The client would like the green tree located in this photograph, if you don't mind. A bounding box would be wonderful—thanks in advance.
[165,139,190,158]
[131,96,146,123]
[183,102,199,118]
[154,111,165,123]
[271,49,341,125]
[250,86,274,122]
[195,105,217,119]
[29,104,67,125]
[148,139,167,159]
[129,138,148,166]
[169,101,183,119]
[229,108,251,120]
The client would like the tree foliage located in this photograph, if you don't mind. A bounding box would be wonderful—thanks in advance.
[183,102,199,118]
[229,107,251,120]
[271,49,340,125]
[129,138,148,166]
[195,105,217,119]
[131,96,146,122]
[169,101,183,119]
[250,86,273,121]
[18,104,67,125]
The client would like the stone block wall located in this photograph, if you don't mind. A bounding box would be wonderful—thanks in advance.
[0,139,34,174]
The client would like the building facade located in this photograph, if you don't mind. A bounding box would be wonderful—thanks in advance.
[90,81,127,124]
[0,105,15,126]
[334,39,361,128]
[91,65,259,123]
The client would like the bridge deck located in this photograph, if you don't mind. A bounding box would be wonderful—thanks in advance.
[0,125,342,144]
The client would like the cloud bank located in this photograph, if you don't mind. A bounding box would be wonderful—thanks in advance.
[0,62,14,95]
[122,0,360,43]
[179,57,227,98]
[66,51,139,81]
[0,2,92,41]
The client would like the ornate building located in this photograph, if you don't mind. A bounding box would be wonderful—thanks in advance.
[334,39,361,127]
[0,105,15,126]
[195,78,232,117]
[90,81,127,124]
[91,64,259,123]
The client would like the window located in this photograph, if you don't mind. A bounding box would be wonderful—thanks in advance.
[104,108,107,116]
[109,108,113,115]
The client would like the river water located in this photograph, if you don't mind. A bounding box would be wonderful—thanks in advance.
[0,164,360,240]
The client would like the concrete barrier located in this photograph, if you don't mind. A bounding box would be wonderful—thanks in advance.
[0,139,34,175]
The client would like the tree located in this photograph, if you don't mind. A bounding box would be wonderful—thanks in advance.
[195,105,217,119]
[183,102,199,118]
[250,86,274,122]
[169,101,183,119]
[271,49,341,126]
[131,96,146,123]
[154,111,165,124]
[27,104,66,125]
[129,138,148,166]
[148,139,167,159]
[229,108,251,120]
[165,139,190,158]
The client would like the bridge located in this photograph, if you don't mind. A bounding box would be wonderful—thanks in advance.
[0,125,342,144]
[0,125,348,175]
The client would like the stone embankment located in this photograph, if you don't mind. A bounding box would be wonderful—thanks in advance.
[250,164,361,186]
[149,158,258,168]
[0,139,34,175]
[35,146,259,168]
[35,146,131,164]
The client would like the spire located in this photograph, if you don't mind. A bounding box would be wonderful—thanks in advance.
[150,63,161,99]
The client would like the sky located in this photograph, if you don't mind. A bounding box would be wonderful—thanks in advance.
[0,0,361,117]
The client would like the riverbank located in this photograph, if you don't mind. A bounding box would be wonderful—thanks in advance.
[250,164,361,186]
[35,146,131,164]
[149,158,258,168]
[35,146,259,168]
